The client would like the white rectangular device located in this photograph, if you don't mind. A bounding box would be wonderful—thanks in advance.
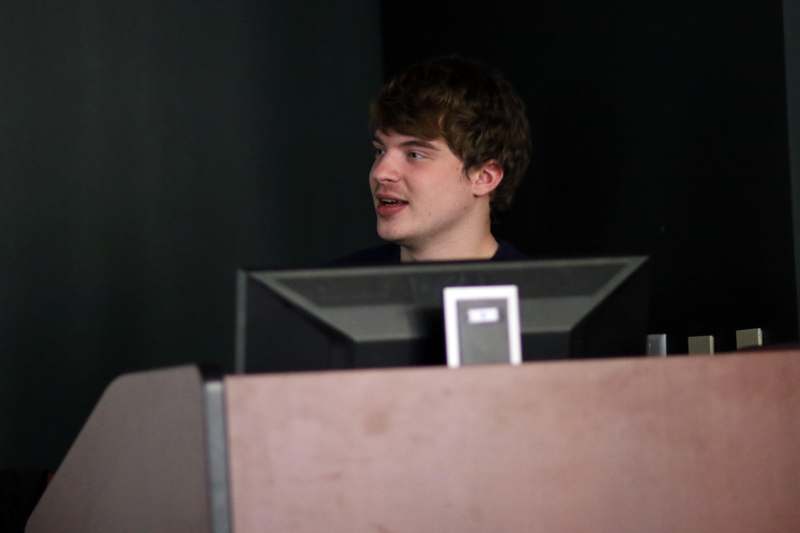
[443,285,522,368]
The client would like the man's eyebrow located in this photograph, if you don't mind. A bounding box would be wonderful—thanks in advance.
[400,139,440,151]
[371,136,439,151]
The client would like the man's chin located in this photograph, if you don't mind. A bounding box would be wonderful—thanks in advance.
[378,233,405,245]
[376,223,407,244]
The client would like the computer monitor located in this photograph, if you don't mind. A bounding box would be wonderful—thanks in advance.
[235,256,650,373]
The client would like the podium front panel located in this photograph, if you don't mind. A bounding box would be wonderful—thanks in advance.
[224,352,800,533]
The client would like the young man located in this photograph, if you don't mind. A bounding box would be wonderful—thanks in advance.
[338,55,531,265]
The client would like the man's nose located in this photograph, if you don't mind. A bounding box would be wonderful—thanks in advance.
[370,154,401,182]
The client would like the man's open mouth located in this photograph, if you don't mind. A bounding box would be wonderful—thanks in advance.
[378,198,409,206]
[376,196,409,216]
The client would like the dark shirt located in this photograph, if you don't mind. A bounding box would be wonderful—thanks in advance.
[329,240,527,267]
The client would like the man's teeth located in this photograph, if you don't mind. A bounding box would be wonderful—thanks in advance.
[381,199,404,205]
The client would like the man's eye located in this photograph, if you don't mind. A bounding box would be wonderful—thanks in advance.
[373,146,385,157]
[408,151,425,160]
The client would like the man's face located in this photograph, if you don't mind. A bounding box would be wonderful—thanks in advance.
[369,130,479,250]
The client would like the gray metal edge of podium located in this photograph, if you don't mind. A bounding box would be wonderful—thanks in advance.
[202,371,233,533]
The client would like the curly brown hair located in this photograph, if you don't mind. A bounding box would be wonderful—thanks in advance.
[370,55,532,212]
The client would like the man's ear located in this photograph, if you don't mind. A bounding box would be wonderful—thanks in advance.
[469,160,504,198]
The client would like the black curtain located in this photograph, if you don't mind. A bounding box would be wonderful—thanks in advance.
[382,0,797,353]
[0,1,382,469]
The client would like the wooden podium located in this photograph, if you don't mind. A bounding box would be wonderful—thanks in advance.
[27,352,800,532]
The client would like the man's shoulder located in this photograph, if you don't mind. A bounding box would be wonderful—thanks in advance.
[492,240,527,261]
[327,243,402,267]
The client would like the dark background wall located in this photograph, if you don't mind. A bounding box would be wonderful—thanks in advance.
[784,0,800,335]
[2,0,799,472]
[0,1,381,469]
[382,1,797,353]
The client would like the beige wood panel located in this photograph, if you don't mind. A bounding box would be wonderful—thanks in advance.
[26,366,211,533]
[225,352,800,533]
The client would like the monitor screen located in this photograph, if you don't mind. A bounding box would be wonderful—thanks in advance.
[235,256,650,373]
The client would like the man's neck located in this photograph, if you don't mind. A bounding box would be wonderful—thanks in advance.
[399,233,499,262]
